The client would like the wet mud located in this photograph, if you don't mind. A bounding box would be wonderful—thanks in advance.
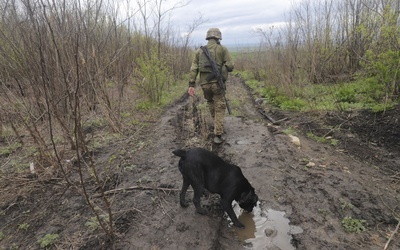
[1,76,399,249]
[115,76,399,249]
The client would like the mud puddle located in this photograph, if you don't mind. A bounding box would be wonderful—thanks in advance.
[232,202,303,250]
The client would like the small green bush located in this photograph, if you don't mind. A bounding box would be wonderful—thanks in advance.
[18,223,30,231]
[335,88,356,103]
[341,216,367,233]
[363,49,400,96]
[136,48,172,104]
[85,215,109,232]
[363,78,386,102]
[38,234,59,249]
[340,199,354,210]
[260,85,279,101]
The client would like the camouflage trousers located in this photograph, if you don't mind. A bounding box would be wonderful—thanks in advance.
[201,82,226,135]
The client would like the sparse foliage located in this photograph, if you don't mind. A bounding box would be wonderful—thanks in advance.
[236,0,400,107]
[0,0,195,245]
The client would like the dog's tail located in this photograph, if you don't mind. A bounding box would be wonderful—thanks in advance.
[172,149,186,158]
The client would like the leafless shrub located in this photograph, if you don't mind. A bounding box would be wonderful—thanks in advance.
[0,0,196,243]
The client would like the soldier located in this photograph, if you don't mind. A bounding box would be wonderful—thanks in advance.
[188,28,234,144]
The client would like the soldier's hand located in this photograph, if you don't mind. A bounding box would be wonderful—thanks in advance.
[188,87,195,96]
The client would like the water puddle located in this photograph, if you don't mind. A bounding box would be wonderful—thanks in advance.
[231,202,303,250]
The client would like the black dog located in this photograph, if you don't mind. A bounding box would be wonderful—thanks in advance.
[172,147,258,228]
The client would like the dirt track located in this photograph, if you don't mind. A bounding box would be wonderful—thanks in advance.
[114,76,399,249]
[1,76,399,249]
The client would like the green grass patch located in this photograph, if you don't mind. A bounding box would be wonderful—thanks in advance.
[0,143,21,157]
[160,80,187,106]
[237,70,256,81]
[135,80,187,111]
[228,98,243,117]
[135,100,159,110]
[241,73,398,112]
[282,127,297,135]
[279,98,307,111]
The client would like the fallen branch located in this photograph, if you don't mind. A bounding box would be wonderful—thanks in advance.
[257,108,288,125]
[384,219,400,250]
[93,185,186,198]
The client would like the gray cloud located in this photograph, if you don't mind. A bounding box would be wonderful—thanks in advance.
[169,0,298,46]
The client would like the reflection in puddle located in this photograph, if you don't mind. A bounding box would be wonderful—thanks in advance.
[232,202,303,250]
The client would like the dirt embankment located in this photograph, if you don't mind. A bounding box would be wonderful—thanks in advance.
[1,76,399,249]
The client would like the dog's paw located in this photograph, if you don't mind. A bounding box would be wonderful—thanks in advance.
[196,208,208,215]
[234,221,245,229]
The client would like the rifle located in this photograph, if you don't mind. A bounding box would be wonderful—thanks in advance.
[200,46,232,115]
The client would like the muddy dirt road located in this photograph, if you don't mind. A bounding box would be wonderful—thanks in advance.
[1,76,399,250]
[114,76,399,249]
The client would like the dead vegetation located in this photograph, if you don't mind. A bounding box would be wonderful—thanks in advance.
[0,0,399,249]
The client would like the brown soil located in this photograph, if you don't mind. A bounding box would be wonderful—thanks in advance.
[0,76,399,250]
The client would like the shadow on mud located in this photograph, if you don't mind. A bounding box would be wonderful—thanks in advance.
[232,201,303,250]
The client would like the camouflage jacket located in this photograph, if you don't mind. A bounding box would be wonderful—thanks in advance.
[189,39,234,87]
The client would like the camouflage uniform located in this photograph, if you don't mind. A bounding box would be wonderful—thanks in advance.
[189,32,234,137]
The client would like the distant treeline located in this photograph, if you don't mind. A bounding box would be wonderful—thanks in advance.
[235,0,399,100]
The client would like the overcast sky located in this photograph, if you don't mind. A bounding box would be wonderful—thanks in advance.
[167,0,301,46]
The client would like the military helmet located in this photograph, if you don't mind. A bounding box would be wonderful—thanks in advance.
[206,28,222,40]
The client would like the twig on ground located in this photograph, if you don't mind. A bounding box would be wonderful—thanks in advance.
[159,196,175,222]
[390,172,400,180]
[1,158,11,169]
[93,185,187,198]
[384,219,400,250]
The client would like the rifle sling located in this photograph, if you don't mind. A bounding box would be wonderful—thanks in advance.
[200,46,223,85]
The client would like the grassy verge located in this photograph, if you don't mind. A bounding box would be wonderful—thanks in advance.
[238,70,398,112]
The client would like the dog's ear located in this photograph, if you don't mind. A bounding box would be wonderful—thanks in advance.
[172,149,186,158]
[253,194,258,203]
[239,191,253,203]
